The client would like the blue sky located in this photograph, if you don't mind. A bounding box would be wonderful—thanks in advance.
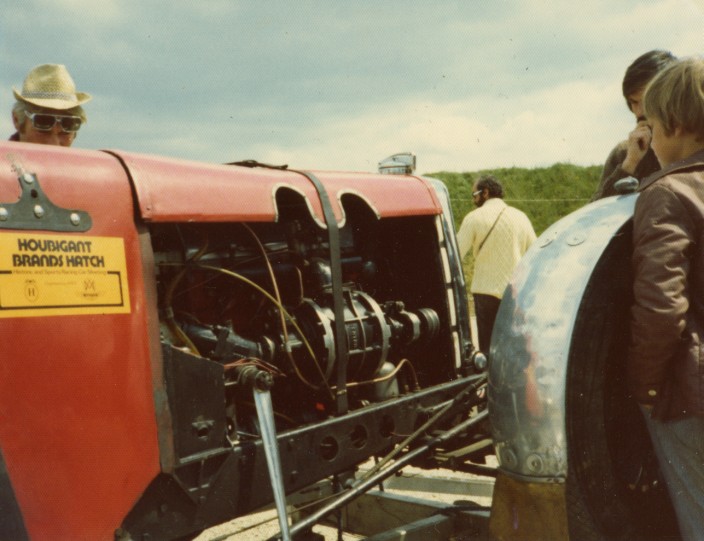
[2,0,703,174]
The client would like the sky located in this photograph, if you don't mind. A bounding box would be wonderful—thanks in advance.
[1,1,703,175]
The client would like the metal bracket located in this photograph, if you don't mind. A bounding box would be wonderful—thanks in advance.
[0,172,92,232]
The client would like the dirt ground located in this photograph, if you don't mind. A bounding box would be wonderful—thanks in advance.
[196,455,495,540]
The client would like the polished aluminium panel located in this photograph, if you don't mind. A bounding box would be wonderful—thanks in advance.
[488,193,637,481]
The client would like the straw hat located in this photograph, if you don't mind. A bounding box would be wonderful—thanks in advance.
[13,64,92,110]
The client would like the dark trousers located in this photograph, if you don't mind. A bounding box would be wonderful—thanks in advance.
[473,293,502,352]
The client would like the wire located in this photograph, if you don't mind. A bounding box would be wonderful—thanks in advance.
[241,224,289,340]
[158,250,334,399]
[454,197,590,203]
[191,263,335,400]
[221,357,284,377]
[162,236,210,356]
[330,358,420,391]
[240,224,311,390]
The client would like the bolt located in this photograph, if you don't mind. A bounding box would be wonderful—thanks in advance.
[472,351,488,371]
[33,205,44,218]
[70,212,81,226]
[0,208,7,221]
[22,173,34,184]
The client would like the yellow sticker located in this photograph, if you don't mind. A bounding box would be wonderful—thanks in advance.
[0,232,131,317]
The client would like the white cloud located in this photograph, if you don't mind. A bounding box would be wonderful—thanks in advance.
[2,1,703,174]
[235,78,627,174]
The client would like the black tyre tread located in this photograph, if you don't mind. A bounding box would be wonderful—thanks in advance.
[565,223,679,541]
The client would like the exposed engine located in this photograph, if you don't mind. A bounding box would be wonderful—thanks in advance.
[134,172,485,539]
[153,210,447,433]
[0,143,490,541]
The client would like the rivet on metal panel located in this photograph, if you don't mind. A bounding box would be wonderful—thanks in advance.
[70,212,81,226]
[539,230,558,248]
[566,233,586,246]
[21,173,34,184]
[0,208,7,221]
[33,204,44,218]
[526,453,545,474]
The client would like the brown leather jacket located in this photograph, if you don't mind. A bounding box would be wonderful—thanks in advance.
[629,149,704,420]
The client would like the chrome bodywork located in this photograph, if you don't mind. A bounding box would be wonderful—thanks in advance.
[488,193,637,481]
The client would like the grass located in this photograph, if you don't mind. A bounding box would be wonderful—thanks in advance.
[427,162,600,235]
[427,163,602,304]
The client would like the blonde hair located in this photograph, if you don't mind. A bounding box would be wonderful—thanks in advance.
[643,56,704,140]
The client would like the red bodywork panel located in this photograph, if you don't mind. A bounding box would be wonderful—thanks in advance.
[0,142,443,540]
[108,150,442,223]
[0,142,160,540]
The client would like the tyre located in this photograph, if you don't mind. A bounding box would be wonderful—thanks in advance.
[565,222,679,540]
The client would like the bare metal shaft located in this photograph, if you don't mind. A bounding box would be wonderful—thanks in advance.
[254,388,292,541]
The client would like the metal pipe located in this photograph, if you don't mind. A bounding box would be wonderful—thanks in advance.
[361,375,486,481]
[267,409,489,540]
[253,386,292,541]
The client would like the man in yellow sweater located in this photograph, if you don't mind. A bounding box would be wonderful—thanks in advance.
[456,175,536,351]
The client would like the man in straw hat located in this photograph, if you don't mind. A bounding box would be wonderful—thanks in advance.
[10,64,91,147]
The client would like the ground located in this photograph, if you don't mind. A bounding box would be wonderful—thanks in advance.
[197,455,496,540]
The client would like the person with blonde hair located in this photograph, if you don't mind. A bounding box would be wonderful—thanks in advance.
[10,64,91,147]
[628,56,704,541]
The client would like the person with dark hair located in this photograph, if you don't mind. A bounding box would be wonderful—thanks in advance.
[456,175,536,351]
[592,50,676,200]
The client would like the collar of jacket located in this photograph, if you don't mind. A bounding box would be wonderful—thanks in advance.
[639,149,704,191]
[480,197,506,210]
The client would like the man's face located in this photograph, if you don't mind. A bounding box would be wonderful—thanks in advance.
[13,109,79,147]
[626,87,646,121]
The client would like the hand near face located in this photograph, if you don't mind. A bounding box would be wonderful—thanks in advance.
[622,119,652,174]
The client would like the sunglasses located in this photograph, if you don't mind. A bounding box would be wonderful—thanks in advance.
[25,111,82,133]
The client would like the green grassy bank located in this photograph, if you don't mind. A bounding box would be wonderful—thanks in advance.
[428,162,601,235]
[428,163,603,306]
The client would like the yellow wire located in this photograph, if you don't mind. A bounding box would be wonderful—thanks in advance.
[331,358,419,391]
[162,238,210,356]
[187,263,334,399]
